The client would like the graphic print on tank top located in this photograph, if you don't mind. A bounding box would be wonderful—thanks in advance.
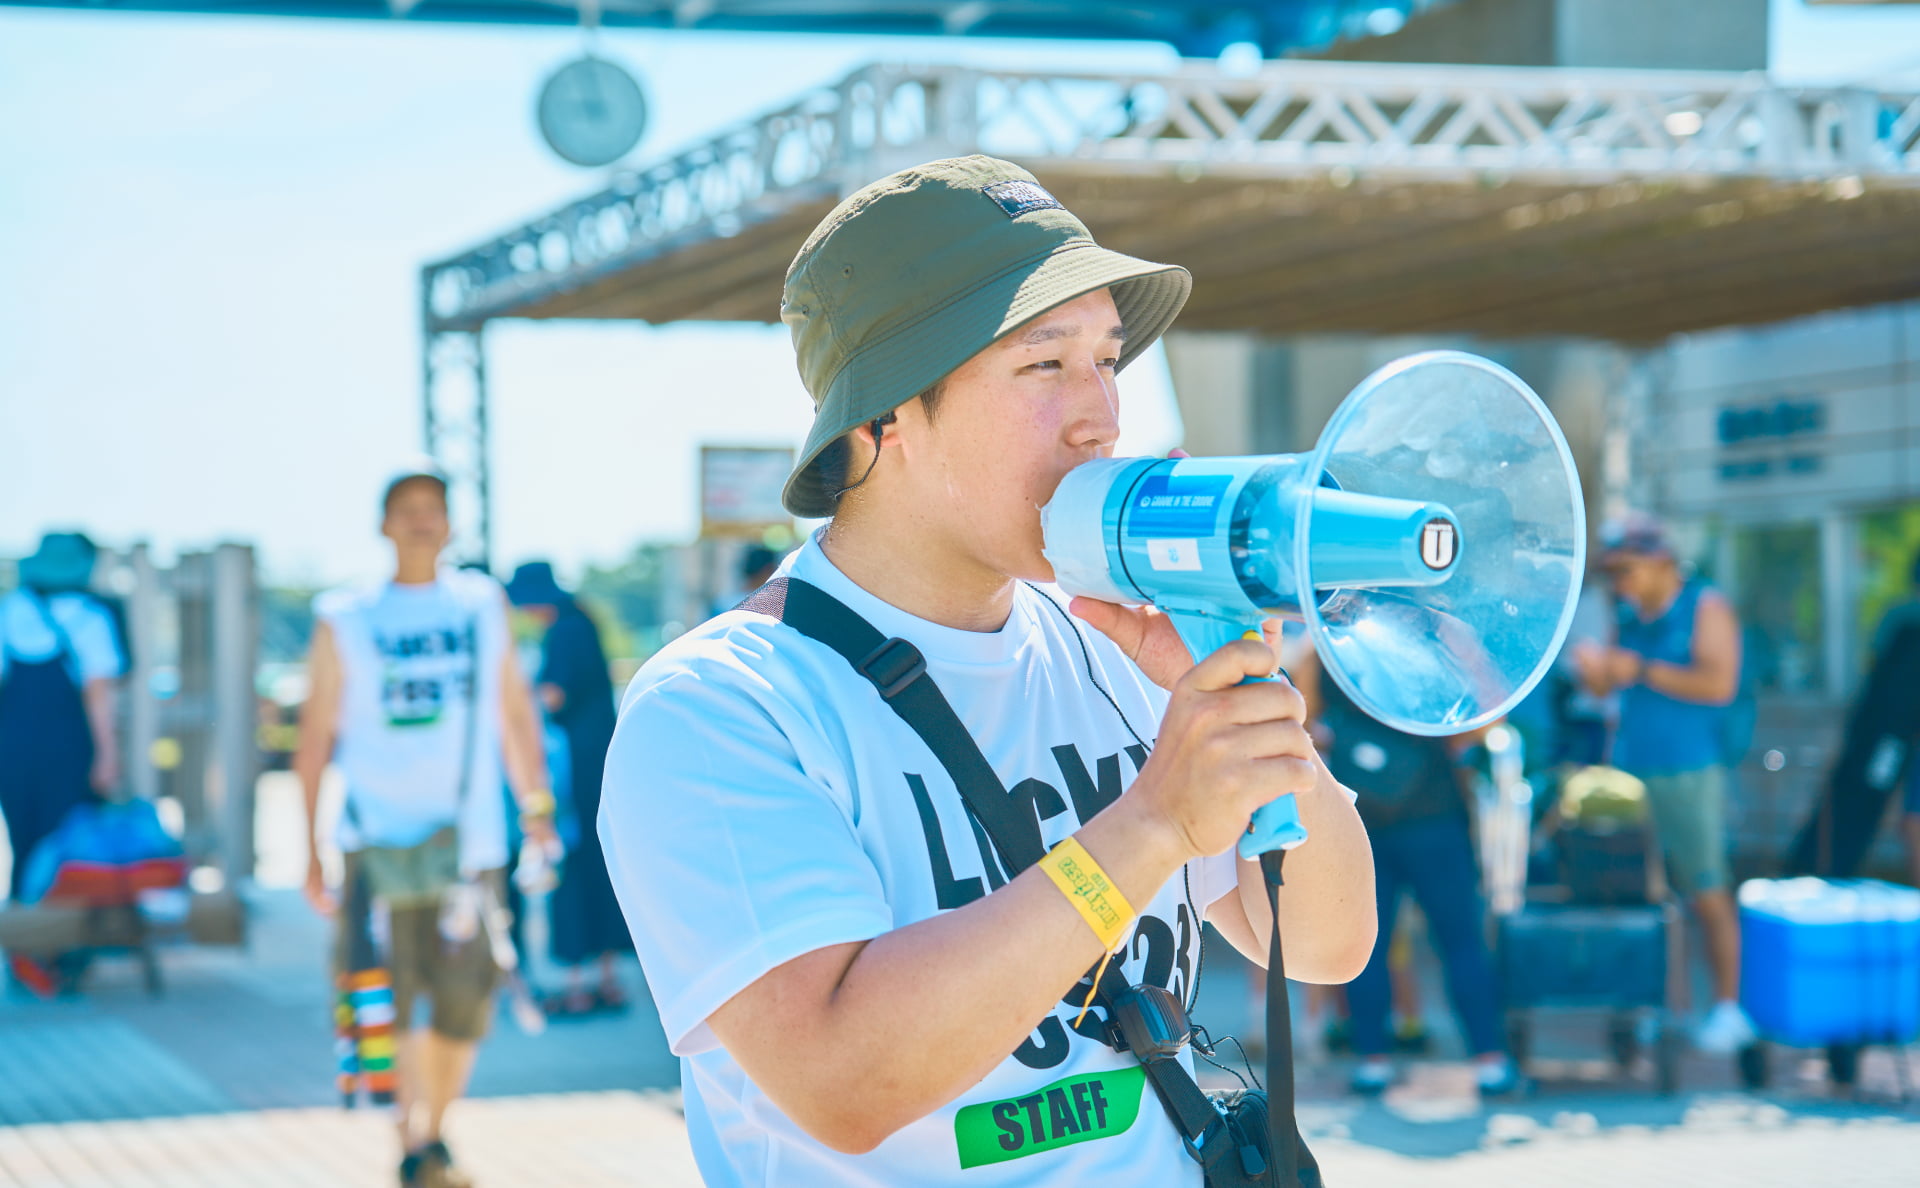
[376,621,476,728]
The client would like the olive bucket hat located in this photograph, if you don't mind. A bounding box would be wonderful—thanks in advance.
[779,155,1192,518]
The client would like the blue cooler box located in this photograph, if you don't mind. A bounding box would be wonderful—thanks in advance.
[1739,878,1920,1047]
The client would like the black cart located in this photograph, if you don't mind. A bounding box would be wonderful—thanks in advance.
[1497,900,1686,1094]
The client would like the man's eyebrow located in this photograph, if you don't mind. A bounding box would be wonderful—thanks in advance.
[1014,323,1129,346]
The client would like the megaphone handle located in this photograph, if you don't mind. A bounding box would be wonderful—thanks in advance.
[1236,632,1309,859]
[1164,615,1312,859]
[1238,674,1311,858]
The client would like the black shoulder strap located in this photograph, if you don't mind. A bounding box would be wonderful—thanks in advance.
[741,576,1046,868]
[745,576,1285,1183]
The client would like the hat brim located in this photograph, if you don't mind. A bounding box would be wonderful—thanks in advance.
[505,577,569,606]
[781,242,1191,519]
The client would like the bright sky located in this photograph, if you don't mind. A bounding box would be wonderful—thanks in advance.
[2,0,1915,586]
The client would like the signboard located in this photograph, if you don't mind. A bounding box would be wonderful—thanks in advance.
[700,446,795,537]
[1716,397,1827,483]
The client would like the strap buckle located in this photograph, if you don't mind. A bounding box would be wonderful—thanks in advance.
[858,637,927,700]
[1181,1110,1235,1172]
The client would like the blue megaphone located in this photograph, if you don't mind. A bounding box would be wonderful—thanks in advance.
[1041,351,1586,858]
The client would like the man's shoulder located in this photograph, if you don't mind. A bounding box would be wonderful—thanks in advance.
[49,592,115,631]
[313,580,381,620]
[622,607,851,713]
[444,567,506,602]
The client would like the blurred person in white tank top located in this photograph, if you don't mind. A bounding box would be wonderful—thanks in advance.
[294,462,556,1188]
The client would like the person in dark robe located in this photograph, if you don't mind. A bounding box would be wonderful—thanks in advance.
[2,533,127,996]
[505,562,633,1014]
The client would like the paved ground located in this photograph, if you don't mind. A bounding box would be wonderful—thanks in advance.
[0,1093,701,1188]
[2,1089,1916,1188]
[1,774,1915,1185]
[0,892,678,1126]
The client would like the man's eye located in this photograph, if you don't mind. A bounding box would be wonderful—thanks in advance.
[1099,357,1120,369]
[1026,359,1062,372]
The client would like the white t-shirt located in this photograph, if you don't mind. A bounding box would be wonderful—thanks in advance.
[315,569,511,873]
[0,590,124,686]
[600,535,1242,1188]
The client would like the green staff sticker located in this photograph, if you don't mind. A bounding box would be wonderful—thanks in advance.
[953,1065,1145,1169]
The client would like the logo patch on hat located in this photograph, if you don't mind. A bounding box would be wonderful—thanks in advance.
[983,179,1064,218]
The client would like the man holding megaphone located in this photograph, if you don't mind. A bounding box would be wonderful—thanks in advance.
[600,156,1376,1188]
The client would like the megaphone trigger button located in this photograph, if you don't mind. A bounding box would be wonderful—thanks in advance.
[1238,630,1289,683]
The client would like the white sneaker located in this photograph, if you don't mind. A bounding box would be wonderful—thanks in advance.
[1694,1000,1758,1054]
[1475,1055,1519,1095]
[1349,1057,1394,1096]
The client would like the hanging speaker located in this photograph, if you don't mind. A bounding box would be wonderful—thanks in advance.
[1042,350,1586,856]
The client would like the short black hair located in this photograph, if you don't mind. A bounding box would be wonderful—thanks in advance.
[382,474,449,516]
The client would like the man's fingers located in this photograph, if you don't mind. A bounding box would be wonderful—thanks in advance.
[1069,595,1150,659]
[1228,718,1315,763]
[1259,617,1287,661]
[1218,679,1307,727]
[1248,756,1319,800]
[1184,638,1285,693]
[1075,598,1128,656]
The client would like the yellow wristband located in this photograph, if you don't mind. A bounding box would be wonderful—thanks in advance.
[519,790,556,817]
[1038,837,1135,951]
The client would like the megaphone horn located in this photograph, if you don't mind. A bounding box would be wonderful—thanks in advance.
[1041,350,1586,858]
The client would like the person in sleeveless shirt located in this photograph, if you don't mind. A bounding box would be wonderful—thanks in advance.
[294,464,557,1188]
[1573,514,1755,1054]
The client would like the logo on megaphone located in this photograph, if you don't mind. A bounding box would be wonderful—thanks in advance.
[1041,351,1586,857]
[1420,518,1458,571]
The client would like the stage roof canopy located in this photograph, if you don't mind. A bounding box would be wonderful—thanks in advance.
[423,60,1920,342]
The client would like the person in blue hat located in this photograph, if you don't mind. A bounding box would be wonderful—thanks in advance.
[506,561,632,1015]
[0,532,126,993]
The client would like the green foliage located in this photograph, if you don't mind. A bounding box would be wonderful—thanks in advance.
[1858,502,1920,653]
[578,543,680,661]
[260,584,322,665]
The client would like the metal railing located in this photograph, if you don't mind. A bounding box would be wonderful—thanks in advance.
[423,61,1920,330]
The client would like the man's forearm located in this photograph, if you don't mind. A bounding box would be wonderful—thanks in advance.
[715,795,1190,1153]
[1641,659,1735,706]
[293,746,329,862]
[498,685,547,802]
[83,680,117,767]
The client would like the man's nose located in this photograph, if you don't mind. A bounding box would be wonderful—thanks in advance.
[1065,360,1120,448]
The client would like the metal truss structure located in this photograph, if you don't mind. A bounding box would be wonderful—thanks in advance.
[423,59,1920,560]
[420,329,493,567]
[426,60,1920,330]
